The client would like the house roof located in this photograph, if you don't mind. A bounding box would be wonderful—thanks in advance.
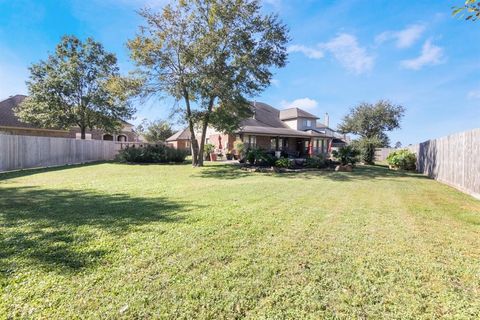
[166,102,331,141]
[0,95,37,129]
[279,107,319,121]
[239,126,325,138]
[166,128,191,142]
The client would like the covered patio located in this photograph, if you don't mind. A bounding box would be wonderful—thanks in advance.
[238,125,332,158]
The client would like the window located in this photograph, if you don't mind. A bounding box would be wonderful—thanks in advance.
[246,135,256,148]
[117,135,127,142]
[303,119,312,128]
[279,138,284,150]
[75,133,92,140]
[270,138,277,150]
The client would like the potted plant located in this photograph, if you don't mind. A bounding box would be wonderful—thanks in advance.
[233,140,245,160]
[226,149,233,160]
[204,143,215,161]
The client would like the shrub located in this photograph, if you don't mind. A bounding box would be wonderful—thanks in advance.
[234,140,245,157]
[351,137,382,164]
[305,155,326,168]
[116,145,187,163]
[204,143,215,155]
[387,149,416,170]
[332,145,360,166]
[275,157,293,168]
[245,148,275,166]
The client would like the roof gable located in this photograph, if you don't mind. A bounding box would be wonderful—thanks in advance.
[279,108,319,121]
[166,128,191,142]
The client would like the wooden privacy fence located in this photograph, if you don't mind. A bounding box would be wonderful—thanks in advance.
[375,148,395,162]
[0,134,117,172]
[410,129,480,199]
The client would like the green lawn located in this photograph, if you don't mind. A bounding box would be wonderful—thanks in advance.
[1,163,479,319]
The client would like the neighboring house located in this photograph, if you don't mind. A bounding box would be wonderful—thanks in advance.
[0,95,139,142]
[166,102,348,157]
[165,128,191,152]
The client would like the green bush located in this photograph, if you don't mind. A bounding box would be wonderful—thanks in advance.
[332,145,360,166]
[246,148,272,165]
[350,138,380,164]
[387,149,416,170]
[275,157,293,168]
[305,155,326,168]
[204,143,215,155]
[116,145,187,163]
[234,140,245,157]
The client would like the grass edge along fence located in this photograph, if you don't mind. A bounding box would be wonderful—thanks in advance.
[378,128,480,200]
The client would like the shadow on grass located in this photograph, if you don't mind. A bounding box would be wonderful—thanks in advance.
[0,187,194,275]
[193,164,253,180]
[0,161,110,181]
[194,163,430,182]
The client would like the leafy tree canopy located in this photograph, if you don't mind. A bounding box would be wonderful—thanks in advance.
[338,100,405,141]
[137,119,175,143]
[338,100,405,164]
[16,35,138,139]
[453,0,480,21]
[128,0,289,166]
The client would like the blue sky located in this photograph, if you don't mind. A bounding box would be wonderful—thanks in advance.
[1,0,479,145]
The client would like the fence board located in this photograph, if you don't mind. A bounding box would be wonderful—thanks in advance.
[0,134,117,172]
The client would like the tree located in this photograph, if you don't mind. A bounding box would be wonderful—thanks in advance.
[338,100,405,164]
[128,0,289,166]
[394,141,402,149]
[136,119,175,143]
[452,0,480,22]
[16,36,137,139]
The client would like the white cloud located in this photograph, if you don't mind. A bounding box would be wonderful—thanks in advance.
[280,98,318,110]
[467,89,480,99]
[288,45,324,59]
[271,78,280,87]
[376,24,426,48]
[401,39,445,70]
[288,33,374,74]
[322,33,374,74]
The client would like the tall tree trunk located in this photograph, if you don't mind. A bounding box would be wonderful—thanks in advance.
[197,97,215,167]
[182,87,199,166]
[80,126,86,140]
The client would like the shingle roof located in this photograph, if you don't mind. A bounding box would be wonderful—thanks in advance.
[0,95,36,128]
[240,126,325,137]
[166,128,191,142]
[279,108,319,120]
[166,102,329,141]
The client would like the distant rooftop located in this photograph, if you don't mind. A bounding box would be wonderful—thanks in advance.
[279,107,319,121]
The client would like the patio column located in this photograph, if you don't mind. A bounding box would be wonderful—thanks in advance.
[276,137,279,151]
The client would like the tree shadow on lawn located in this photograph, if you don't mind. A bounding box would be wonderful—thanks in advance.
[0,161,110,182]
[0,186,195,275]
[194,163,430,182]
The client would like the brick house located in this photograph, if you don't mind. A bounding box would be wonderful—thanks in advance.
[166,102,347,157]
[0,95,139,142]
